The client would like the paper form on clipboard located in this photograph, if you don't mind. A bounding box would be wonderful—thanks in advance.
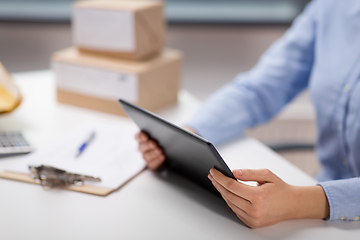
[0,121,146,196]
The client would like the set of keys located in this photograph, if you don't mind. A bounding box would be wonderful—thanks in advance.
[29,165,101,189]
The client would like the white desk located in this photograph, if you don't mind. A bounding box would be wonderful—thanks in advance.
[0,71,359,240]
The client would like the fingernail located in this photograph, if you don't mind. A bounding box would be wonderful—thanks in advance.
[210,168,214,175]
[236,169,243,176]
[208,174,213,180]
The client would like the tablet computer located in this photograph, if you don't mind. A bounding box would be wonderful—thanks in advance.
[119,99,235,194]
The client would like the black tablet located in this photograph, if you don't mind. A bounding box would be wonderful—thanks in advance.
[119,99,235,193]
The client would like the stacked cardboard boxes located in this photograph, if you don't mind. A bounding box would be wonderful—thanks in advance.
[52,0,182,116]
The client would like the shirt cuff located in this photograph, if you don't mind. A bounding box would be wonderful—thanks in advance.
[318,178,360,221]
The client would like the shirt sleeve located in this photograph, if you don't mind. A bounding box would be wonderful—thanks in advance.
[186,1,318,145]
[319,178,360,221]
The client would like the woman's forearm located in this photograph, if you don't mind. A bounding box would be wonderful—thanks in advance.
[289,185,330,220]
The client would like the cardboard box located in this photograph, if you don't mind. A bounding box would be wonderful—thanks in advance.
[52,48,181,116]
[73,0,165,60]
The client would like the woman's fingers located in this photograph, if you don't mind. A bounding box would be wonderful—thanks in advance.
[143,149,166,170]
[235,213,252,228]
[147,154,166,170]
[138,140,156,153]
[209,168,255,201]
[143,148,162,162]
[210,175,256,227]
[135,131,149,143]
[135,131,166,170]
[233,168,278,183]
[208,173,252,213]
[209,168,297,228]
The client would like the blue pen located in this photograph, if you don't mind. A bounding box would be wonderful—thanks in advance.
[76,131,96,157]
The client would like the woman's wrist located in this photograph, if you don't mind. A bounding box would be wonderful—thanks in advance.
[288,185,330,220]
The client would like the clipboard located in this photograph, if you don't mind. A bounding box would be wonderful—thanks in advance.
[0,122,146,196]
[0,170,145,196]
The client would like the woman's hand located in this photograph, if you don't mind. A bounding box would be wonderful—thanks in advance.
[135,126,197,170]
[135,131,165,170]
[208,168,329,228]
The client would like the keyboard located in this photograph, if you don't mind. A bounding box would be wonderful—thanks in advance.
[0,132,34,157]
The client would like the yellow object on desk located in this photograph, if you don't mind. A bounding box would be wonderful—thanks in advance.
[0,62,22,113]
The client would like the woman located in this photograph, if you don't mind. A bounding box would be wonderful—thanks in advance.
[135,0,360,228]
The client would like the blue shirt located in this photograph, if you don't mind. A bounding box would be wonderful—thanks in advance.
[186,0,360,221]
